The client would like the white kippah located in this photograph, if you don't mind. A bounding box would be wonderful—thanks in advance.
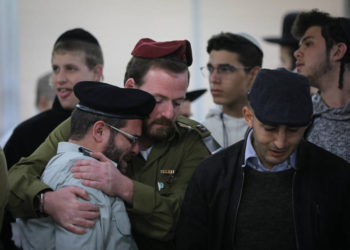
[235,32,263,54]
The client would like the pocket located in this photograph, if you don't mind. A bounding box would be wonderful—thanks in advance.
[158,172,175,195]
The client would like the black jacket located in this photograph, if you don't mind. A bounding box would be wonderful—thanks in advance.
[4,96,71,168]
[176,138,350,250]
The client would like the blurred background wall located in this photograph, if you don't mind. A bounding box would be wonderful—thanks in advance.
[0,0,348,138]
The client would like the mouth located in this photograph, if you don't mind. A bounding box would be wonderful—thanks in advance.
[210,89,222,96]
[153,123,170,128]
[269,149,287,158]
[295,62,304,72]
[56,88,72,99]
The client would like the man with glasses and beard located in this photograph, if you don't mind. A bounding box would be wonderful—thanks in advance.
[16,81,155,250]
[8,38,219,250]
[292,10,350,163]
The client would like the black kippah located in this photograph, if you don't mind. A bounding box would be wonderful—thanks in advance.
[74,81,155,119]
[54,28,100,47]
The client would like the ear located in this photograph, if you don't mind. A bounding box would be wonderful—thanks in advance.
[242,106,254,128]
[125,78,137,89]
[247,66,261,88]
[92,64,104,81]
[91,121,109,143]
[331,42,347,62]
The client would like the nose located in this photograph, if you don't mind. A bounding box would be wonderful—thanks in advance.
[274,130,287,149]
[131,143,140,155]
[209,69,220,85]
[294,47,302,60]
[53,69,67,84]
[160,101,175,120]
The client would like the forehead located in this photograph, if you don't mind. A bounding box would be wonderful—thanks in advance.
[209,50,242,65]
[52,51,86,64]
[301,26,324,41]
[139,67,188,98]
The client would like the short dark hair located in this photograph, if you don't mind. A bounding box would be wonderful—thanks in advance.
[70,108,126,140]
[292,10,335,51]
[292,9,350,89]
[206,32,263,70]
[123,57,189,86]
[53,40,104,70]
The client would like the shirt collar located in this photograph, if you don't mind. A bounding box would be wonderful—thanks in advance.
[242,130,297,172]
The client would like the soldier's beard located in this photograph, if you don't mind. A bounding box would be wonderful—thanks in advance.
[143,117,175,142]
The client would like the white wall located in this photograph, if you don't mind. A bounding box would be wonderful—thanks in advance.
[15,0,345,123]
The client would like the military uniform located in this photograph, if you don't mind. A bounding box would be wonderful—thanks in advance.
[8,116,218,250]
[0,147,9,232]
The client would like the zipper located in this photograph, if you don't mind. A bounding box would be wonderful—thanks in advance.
[232,169,245,247]
[292,171,300,249]
[314,203,321,241]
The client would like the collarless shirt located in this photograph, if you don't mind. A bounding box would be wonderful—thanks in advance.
[242,130,296,172]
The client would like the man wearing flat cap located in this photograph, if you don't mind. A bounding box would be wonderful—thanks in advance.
[293,10,350,163]
[176,68,350,250]
[16,81,155,250]
[8,38,219,250]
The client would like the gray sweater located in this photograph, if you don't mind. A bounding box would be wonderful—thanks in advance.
[306,93,350,163]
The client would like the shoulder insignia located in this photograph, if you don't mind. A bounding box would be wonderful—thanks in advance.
[176,116,222,154]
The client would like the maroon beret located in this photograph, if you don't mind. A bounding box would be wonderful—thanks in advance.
[131,38,193,66]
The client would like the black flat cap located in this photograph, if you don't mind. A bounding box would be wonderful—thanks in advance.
[185,89,207,102]
[74,81,155,119]
[54,28,100,47]
[248,68,313,126]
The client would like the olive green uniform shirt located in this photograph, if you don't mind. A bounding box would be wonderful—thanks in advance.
[0,147,9,232]
[8,117,212,250]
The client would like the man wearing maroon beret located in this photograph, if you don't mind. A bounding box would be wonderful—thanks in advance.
[8,38,220,250]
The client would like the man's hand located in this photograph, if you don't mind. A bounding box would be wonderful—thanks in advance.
[71,152,134,204]
[44,186,100,234]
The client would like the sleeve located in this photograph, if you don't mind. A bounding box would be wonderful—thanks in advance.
[129,132,210,241]
[7,118,71,218]
[0,147,9,231]
[342,166,350,248]
[175,165,208,250]
[3,126,23,169]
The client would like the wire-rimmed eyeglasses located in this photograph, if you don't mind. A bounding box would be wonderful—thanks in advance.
[200,64,251,78]
[105,123,140,146]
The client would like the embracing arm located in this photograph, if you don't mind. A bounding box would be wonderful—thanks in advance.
[8,118,71,218]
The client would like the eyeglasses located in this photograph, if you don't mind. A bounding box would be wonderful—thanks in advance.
[105,123,140,146]
[200,64,251,78]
